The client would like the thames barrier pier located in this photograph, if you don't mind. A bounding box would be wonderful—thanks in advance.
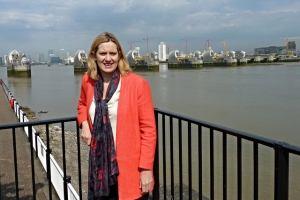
[6,49,31,77]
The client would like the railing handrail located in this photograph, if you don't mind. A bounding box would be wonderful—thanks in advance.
[3,110,300,156]
[0,116,77,129]
[155,108,300,155]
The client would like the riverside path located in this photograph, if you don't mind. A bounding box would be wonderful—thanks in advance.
[0,85,49,200]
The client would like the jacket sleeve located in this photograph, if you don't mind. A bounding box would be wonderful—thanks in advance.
[137,78,157,170]
[77,74,88,128]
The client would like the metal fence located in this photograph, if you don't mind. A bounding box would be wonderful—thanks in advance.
[153,108,300,200]
[1,80,300,200]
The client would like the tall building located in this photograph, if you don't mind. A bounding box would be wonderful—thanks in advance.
[158,42,166,61]
[40,53,44,62]
[287,41,296,51]
[50,56,61,64]
[36,53,41,62]
[3,55,7,65]
[60,49,65,59]
[48,49,54,61]
[0,57,2,65]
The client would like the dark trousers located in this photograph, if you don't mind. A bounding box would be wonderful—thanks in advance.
[103,184,149,200]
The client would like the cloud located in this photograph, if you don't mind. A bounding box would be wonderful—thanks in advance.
[0,0,299,57]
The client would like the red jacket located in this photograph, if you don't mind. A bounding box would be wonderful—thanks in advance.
[77,73,156,199]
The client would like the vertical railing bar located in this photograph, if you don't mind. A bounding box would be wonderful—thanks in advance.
[210,128,214,200]
[29,125,36,200]
[22,113,26,129]
[253,142,258,200]
[35,132,39,158]
[222,132,227,200]
[178,119,183,200]
[274,142,289,200]
[12,127,19,200]
[237,137,242,200]
[153,110,160,200]
[61,122,68,200]
[170,117,174,199]
[188,122,192,199]
[162,114,167,200]
[46,123,53,200]
[198,125,202,199]
[76,121,83,200]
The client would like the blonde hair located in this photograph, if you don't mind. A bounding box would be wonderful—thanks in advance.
[87,32,132,80]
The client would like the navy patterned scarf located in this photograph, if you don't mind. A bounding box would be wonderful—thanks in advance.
[88,69,120,199]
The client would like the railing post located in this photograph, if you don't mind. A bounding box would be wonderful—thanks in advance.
[23,113,26,123]
[35,132,40,158]
[274,142,289,200]
[152,109,160,200]
[12,127,20,199]
[64,175,71,200]
[76,120,83,200]
[46,124,53,200]
[28,126,37,200]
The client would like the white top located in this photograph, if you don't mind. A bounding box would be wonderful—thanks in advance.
[89,78,121,148]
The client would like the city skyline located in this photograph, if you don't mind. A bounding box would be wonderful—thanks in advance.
[1,0,300,58]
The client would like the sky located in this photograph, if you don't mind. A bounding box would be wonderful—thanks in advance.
[1,0,300,60]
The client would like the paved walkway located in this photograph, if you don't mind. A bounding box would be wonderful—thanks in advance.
[0,85,49,200]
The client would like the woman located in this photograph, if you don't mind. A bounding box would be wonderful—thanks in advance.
[77,32,156,200]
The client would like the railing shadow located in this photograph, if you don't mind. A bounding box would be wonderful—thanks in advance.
[0,175,44,200]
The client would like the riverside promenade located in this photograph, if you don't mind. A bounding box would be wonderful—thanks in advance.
[0,86,49,199]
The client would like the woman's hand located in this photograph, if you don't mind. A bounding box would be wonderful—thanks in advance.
[81,121,92,145]
[139,169,153,193]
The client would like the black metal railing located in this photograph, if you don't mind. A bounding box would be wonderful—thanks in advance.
[0,117,82,200]
[1,108,300,199]
[152,108,300,200]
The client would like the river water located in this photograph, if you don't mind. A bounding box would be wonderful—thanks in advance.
[1,63,300,199]
[1,63,299,145]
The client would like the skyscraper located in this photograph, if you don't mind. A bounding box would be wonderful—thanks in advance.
[35,53,41,62]
[48,49,54,61]
[158,42,166,61]
[287,41,296,51]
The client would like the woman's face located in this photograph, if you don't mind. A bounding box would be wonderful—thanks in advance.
[95,41,120,78]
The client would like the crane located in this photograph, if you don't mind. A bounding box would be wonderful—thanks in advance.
[166,45,182,54]
[181,37,202,54]
[222,40,228,57]
[143,36,162,55]
[206,39,213,49]
[127,41,141,51]
[279,36,300,52]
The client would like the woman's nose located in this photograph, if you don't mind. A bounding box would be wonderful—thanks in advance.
[105,54,111,60]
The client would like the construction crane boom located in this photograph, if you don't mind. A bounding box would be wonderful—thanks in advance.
[166,45,182,54]
[181,37,202,54]
[222,40,228,57]
[127,41,141,50]
[143,36,162,55]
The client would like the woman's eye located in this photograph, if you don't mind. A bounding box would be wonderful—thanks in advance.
[100,53,106,56]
